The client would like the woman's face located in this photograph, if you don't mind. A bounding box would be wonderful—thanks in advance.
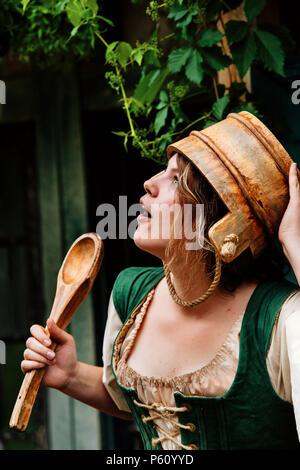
[134,154,180,259]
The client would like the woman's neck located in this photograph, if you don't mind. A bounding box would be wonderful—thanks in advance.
[164,257,231,308]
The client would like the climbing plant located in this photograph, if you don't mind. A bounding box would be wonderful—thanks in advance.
[0,0,294,164]
[0,0,110,64]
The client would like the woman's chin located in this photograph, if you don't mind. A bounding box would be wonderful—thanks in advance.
[133,230,167,259]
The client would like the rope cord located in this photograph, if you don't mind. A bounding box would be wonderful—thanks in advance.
[163,250,222,307]
[163,234,239,308]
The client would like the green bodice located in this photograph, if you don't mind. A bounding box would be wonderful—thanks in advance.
[111,267,299,450]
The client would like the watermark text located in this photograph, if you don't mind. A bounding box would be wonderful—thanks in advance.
[95,196,205,250]
[0,80,5,104]
[291,80,300,105]
[0,340,6,364]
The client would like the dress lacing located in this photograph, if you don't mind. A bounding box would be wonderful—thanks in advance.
[133,399,196,450]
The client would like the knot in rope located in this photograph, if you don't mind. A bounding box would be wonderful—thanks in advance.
[220,233,239,258]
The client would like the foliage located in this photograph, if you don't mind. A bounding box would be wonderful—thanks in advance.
[98,0,288,164]
[0,0,291,165]
[0,0,111,65]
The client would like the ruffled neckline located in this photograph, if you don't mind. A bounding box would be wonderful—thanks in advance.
[117,288,244,386]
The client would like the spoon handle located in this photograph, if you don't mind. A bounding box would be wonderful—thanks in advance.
[9,361,48,431]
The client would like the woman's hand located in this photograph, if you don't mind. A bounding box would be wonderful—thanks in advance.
[21,318,78,391]
[21,319,133,421]
[278,162,300,259]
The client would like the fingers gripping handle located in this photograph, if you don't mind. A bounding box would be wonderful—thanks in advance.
[9,334,57,431]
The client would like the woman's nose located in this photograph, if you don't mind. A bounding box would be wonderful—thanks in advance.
[144,169,165,196]
[144,176,158,197]
[144,179,153,196]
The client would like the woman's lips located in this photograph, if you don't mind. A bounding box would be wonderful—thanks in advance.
[137,213,151,222]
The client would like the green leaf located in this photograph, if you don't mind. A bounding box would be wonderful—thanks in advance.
[198,29,223,48]
[105,41,118,59]
[156,101,168,110]
[117,42,132,67]
[111,131,128,137]
[85,0,98,15]
[154,106,168,135]
[202,46,232,71]
[176,7,198,33]
[244,0,266,21]
[98,15,114,27]
[254,30,285,76]
[167,47,193,73]
[21,0,31,13]
[112,131,129,151]
[185,49,203,85]
[56,0,70,14]
[168,4,189,21]
[170,103,186,122]
[144,50,161,68]
[224,20,248,44]
[212,95,230,120]
[159,90,168,103]
[66,0,83,27]
[70,24,80,37]
[105,41,133,67]
[131,48,144,66]
[231,33,257,78]
[134,68,169,105]
[258,24,295,52]
[155,90,168,110]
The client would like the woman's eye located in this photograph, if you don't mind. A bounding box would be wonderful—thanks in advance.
[173,176,179,186]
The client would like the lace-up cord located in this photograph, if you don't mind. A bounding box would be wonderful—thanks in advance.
[133,399,196,450]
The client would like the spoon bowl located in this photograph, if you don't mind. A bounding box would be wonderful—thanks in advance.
[62,237,97,285]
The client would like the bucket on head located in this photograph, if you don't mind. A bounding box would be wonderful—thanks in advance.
[167,111,297,262]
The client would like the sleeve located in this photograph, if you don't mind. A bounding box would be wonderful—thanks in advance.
[267,288,300,439]
[102,291,132,413]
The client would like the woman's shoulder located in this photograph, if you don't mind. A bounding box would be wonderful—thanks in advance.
[279,284,300,318]
[112,266,164,322]
[113,265,164,289]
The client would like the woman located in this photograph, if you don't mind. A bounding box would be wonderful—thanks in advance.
[21,147,300,449]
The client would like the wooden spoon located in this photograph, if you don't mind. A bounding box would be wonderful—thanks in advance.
[9,232,104,431]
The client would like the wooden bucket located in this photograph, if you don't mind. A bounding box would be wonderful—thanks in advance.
[166,111,296,262]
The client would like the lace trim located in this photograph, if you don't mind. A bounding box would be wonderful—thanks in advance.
[117,303,243,388]
[112,289,155,377]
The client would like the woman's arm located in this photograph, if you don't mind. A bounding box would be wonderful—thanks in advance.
[60,361,133,421]
[279,162,300,284]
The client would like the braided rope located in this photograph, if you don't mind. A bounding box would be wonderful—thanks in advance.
[163,249,222,308]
